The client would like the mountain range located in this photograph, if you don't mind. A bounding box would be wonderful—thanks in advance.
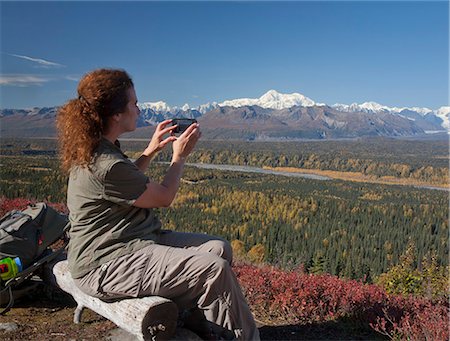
[1,90,449,140]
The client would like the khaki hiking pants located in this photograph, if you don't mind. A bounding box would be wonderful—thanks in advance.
[73,230,260,340]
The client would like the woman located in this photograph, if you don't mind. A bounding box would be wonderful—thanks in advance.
[56,68,259,340]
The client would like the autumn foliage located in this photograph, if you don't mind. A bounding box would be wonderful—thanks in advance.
[0,197,68,217]
[234,263,449,340]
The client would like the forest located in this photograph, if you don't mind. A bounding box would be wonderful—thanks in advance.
[148,137,448,185]
[1,137,448,281]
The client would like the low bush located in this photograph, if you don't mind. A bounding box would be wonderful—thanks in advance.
[376,242,449,300]
[234,263,449,340]
[0,197,68,217]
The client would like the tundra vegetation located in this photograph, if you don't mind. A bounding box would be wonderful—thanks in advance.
[0,137,448,340]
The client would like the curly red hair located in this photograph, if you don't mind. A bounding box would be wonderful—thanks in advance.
[56,69,134,172]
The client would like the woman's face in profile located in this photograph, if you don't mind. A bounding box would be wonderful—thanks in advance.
[117,87,140,133]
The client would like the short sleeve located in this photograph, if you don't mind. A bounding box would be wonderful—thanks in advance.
[103,161,149,205]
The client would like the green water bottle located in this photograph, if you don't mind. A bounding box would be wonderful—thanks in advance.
[0,257,22,281]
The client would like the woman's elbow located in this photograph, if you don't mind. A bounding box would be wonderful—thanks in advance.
[133,193,174,209]
[159,197,173,208]
[134,183,177,208]
[158,190,176,207]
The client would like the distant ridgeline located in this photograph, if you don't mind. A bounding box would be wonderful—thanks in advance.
[1,92,449,140]
[1,138,448,280]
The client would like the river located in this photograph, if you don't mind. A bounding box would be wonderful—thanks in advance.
[185,163,330,180]
[182,163,449,192]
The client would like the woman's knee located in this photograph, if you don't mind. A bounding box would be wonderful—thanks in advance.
[210,238,233,264]
[207,256,232,286]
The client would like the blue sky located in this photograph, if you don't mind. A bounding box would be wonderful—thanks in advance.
[1,1,448,109]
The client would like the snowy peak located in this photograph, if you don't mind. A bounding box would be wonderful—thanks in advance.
[196,102,219,114]
[408,107,434,116]
[360,102,391,112]
[435,106,450,130]
[139,100,219,114]
[260,89,281,100]
[139,101,171,113]
[331,101,447,132]
[219,90,319,110]
[136,91,447,132]
[332,101,433,116]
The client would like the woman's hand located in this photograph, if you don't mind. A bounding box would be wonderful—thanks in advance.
[134,122,201,208]
[143,120,177,157]
[172,123,201,162]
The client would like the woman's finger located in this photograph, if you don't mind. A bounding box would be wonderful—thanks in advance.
[186,125,201,140]
[160,124,178,135]
[179,123,199,138]
[154,124,177,141]
[160,136,177,148]
[156,119,173,131]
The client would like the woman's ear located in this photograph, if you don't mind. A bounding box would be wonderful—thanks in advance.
[111,112,122,123]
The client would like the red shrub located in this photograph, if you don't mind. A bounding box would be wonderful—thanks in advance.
[371,296,449,341]
[0,197,68,216]
[233,263,449,340]
[0,197,35,216]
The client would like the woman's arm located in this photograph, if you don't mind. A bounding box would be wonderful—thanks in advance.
[134,120,177,172]
[133,123,201,208]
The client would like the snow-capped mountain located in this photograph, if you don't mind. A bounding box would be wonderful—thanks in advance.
[197,102,219,114]
[138,101,216,115]
[136,90,447,132]
[435,106,450,130]
[2,90,447,139]
[218,89,322,110]
[138,101,172,113]
[142,89,323,115]
[331,101,447,132]
[332,101,433,116]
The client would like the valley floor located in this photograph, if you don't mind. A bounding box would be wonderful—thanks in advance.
[263,166,449,190]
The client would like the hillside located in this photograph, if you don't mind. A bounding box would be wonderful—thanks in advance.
[0,199,448,341]
[0,137,448,339]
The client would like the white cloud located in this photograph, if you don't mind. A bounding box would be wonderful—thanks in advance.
[65,75,80,82]
[0,75,51,87]
[8,53,65,68]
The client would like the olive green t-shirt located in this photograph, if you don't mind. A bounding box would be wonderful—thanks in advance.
[67,138,161,279]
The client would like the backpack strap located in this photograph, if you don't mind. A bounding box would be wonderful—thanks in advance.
[0,210,30,229]
[0,236,69,315]
[0,210,21,224]
[0,285,13,316]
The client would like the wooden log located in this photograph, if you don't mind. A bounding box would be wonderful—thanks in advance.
[49,259,178,341]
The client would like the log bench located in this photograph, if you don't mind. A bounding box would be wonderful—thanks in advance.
[45,258,179,341]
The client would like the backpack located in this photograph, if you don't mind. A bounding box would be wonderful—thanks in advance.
[0,202,70,314]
